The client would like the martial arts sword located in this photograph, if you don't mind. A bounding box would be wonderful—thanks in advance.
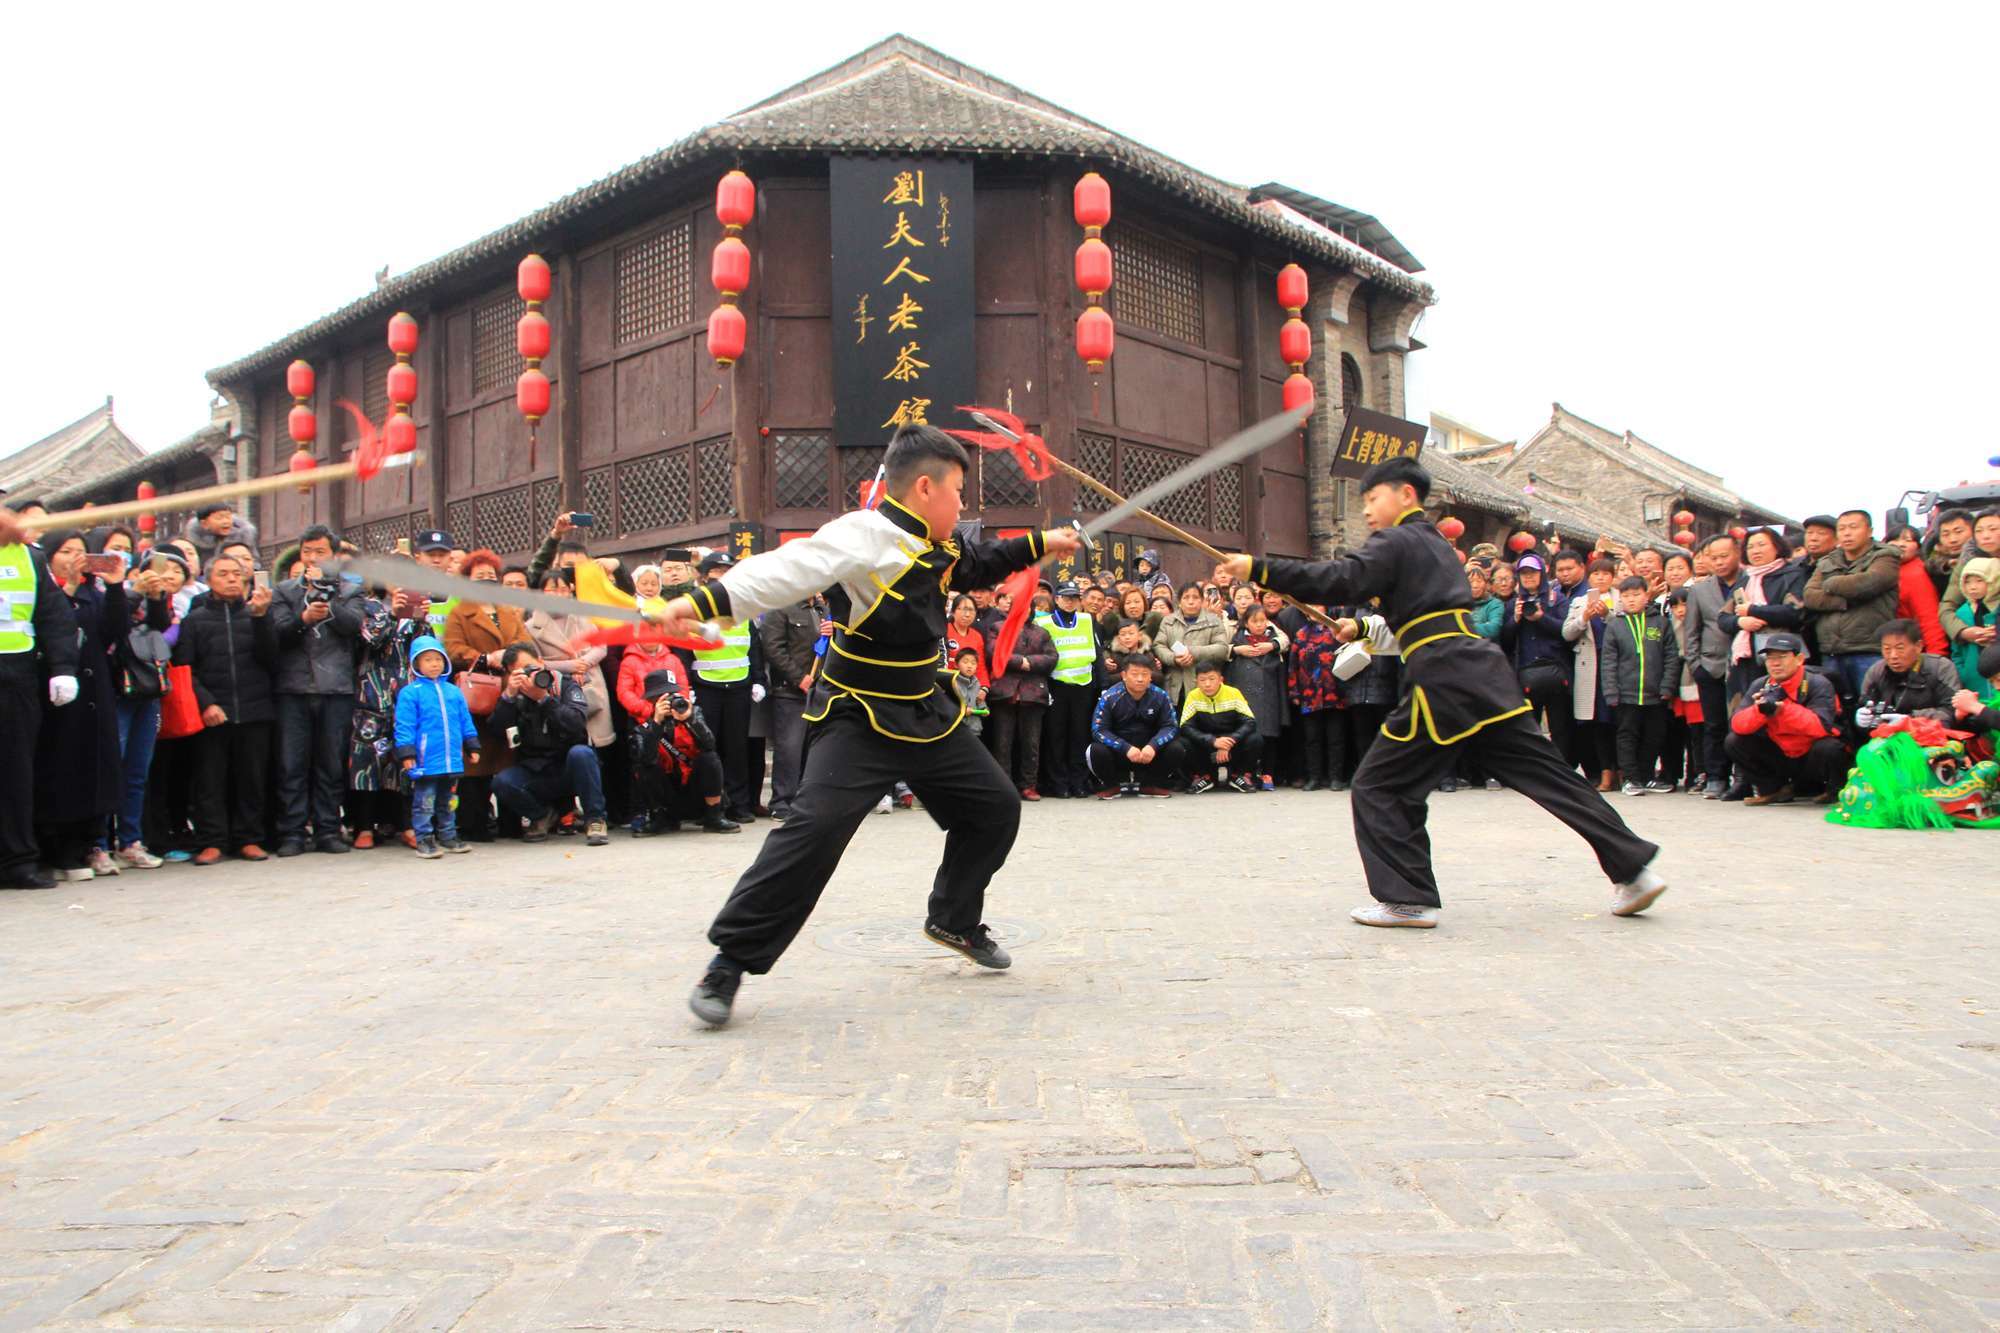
[1074,404,1310,542]
[333,554,718,641]
[966,406,1336,629]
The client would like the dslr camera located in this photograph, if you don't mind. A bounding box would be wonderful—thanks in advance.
[302,575,337,605]
[530,666,557,693]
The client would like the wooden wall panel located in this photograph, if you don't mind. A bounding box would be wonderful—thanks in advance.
[765,317,833,425]
[1263,472,1308,557]
[614,342,676,455]
[446,413,474,493]
[580,365,615,463]
[577,251,614,366]
[1202,252,1239,356]
[975,186,1041,306]
[470,399,525,488]
[1110,338,1208,446]
[1205,363,1239,447]
[693,330,735,429]
[445,311,472,408]
[757,185,830,310]
[973,314,1045,422]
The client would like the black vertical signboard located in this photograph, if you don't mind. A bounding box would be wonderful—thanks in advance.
[830,157,975,448]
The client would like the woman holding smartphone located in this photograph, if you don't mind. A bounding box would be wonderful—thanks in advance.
[31,530,134,880]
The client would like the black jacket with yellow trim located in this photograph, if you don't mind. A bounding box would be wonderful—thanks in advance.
[1256,511,1528,746]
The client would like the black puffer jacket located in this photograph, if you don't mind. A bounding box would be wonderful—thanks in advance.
[172,594,278,724]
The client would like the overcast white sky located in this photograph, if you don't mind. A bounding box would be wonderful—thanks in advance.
[5,2,1994,522]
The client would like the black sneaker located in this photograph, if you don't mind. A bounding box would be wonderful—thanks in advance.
[414,838,443,860]
[702,811,741,834]
[274,840,307,859]
[439,838,472,854]
[1328,779,1351,791]
[315,837,351,854]
[924,921,1012,970]
[0,867,57,890]
[689,955,744,1027]
[1186,776,1215,795]
[1227,774,1256,794]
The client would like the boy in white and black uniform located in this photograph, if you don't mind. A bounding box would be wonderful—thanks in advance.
[652,426,1079,1026]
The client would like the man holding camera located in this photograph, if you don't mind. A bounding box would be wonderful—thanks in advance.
[1854,618,1963,729]
[490,642,610,845]
[1724,632,1849,806]
[271,525,363,856]
[631,668,739,834]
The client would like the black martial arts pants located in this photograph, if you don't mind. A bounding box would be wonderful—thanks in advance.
[1042,680,1096,795]
[1350,713,1658,909]
[695,682,756,816]
[707,707,1021,974]
[1723,730,1851,797]
[0,671,40,876]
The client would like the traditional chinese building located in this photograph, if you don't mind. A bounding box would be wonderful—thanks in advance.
[202,36,1435,582]
[1,399,145,502]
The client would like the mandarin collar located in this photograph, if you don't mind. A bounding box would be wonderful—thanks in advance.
[880,495,932,543]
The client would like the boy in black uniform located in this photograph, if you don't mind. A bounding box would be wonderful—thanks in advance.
[652,426,1079,1023]
[1228,456,1666,927]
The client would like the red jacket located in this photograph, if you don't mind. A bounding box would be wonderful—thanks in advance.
[616,645,688,723]
[1897,549,1948,654]
[1730,668,1837,757]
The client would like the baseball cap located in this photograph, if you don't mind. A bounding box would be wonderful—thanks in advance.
[1054,580,1080,598]
[697,551,734,573]
[414,529,453,553]
[1760,631,1806,655]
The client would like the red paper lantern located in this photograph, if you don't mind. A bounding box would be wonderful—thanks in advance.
[1437,516,1466,542]
[1672,529,1698,547]
[385,361,418,408]
[135,481,156,535]
[516,253,551,304]
[288,404,318,444]
[1508,531,1536,554]
[708,303,747,367]
[286,359,315,400]
[1672,509,1695,528]
[1073,237,1112,296]
[385,412,417,455]
[1729,525,1748,543]
[387,312,420,357]
[289,445,318,492]
[1276,263,1308,314]
[1073,172,1111,230]
[1075,306,1114,371]
[1282,372,1314,416]
[711,236,751,296]
[1279,317,1311,368]
[516,310,551,361]
[716,171,756,232]
[516,368,551,421]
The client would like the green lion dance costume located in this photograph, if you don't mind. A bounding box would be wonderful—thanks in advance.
[1828,728,2000,831]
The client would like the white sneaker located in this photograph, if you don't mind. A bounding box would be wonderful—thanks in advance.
[86,847,121,876]
[1611,860,1668,917]
[1350,902,1439,928]
[116,843,164,869]
[874,794,893,814]
[56,866,94,883]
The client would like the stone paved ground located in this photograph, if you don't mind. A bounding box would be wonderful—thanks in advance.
[2,788,1997,1330]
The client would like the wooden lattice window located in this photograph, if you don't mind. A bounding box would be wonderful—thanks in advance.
[361,514,416,552]
[697,439,735,518]
[1073,433,1115,515]
[583,468,614,532]
[1122,441,1208,530]
[617,449,692,532]
[361,348,393,426]
[447,499,475,547]
[771,434,831,510]
[1213,463,1243,533]
[473,292,523,394]
[1114,229,1204,345]
[533,478,563,535]
[616,220,694,345]
[842,447,887,509]
[1341,354,1364,413]
[476,486,534,553]
[980,448,1039,509]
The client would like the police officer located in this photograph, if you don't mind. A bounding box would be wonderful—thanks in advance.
[412,530,457,635]
[689,551,767,823]
[1034,580,1097,797]
[0,516,81,888]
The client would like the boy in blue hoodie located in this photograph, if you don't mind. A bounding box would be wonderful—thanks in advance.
[394,636,481,858]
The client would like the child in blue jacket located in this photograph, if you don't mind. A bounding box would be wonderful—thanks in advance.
[394,635,481,858]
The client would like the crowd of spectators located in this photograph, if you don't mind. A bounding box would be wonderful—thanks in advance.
[4,497,1999,889]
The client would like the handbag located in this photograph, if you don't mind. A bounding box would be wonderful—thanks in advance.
[456,669,503,717]
[1518,659,1571,699]
[157,663,203,739]
[117,625,171,700]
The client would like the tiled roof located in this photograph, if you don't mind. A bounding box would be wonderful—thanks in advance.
[1423,447,1661,549]
[1512,404,1790,524]
[12,425,226,508]
[207,36,1434,387]
[0,399,142,495]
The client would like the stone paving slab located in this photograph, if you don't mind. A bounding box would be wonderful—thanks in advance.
[1,789,1995,1329]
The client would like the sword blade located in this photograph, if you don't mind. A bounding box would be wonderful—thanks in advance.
[1082,404,1309,540]
[335,555,651,624]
